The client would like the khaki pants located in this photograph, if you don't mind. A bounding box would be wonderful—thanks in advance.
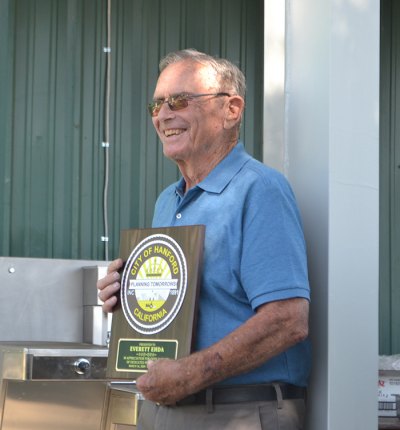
[137,397,306,430]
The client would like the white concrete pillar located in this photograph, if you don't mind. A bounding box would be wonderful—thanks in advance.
[264,1,380,429]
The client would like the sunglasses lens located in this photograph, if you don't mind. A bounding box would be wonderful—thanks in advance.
[148,95,192,116]
[169,96,189,111]
[148,101,161,117]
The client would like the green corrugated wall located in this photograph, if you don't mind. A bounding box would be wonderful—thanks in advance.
[0,0,264,261]
[380,0,400,355]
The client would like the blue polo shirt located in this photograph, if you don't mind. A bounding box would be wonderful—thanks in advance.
[152,142,311,387]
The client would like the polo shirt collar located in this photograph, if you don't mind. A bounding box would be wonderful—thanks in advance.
[175,142,250,197]
[198,142,250,193]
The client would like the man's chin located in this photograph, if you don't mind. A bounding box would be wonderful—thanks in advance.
[162,143,185,162]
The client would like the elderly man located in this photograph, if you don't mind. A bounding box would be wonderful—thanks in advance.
[98,49,311,430]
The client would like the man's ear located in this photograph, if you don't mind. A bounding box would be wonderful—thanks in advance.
[223,96,245,130]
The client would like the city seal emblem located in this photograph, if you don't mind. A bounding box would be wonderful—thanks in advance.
[120,234,187,335]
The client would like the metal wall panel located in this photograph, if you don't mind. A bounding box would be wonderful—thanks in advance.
[0,0,264,261]
[380,0,400,354]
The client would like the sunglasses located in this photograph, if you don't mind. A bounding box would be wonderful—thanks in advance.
[148,92,231,117]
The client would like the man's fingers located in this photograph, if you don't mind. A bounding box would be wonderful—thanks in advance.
[102,293,118,313]
[107,258,124,274]
[97,270,120,291]
[96,258,124,313]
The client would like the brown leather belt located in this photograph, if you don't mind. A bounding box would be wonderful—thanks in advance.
[177,383,306,406]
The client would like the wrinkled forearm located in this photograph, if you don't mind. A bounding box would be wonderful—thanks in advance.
[182,297,308,390]
[136,298,309,404]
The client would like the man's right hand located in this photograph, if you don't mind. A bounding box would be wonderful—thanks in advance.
[97,258,123,312]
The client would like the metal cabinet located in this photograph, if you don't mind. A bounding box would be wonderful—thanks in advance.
[0,342,109,430]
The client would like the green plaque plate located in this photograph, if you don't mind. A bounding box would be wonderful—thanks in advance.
[107,225,205,380]
[116,339,178,372]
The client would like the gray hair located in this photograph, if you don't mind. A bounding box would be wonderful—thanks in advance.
[159,49,246,99]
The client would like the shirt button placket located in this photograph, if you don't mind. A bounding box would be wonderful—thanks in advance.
[176,213,182,220]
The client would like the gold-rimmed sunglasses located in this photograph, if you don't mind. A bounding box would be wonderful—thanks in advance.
[148,92,231,117]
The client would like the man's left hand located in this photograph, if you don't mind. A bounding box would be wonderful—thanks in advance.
[136,358,192,405]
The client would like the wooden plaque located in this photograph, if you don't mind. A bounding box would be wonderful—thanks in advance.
[106,225,205,380]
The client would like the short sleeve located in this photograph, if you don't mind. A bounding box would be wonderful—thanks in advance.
[240,170,310,309]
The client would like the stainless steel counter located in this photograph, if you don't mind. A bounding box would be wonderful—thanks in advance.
[0,342,108,429]
[0,342,138,429]
[0,258,138,429]
[0,341,108,380]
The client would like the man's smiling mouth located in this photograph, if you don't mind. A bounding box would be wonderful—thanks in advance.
[164,128,185,137]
